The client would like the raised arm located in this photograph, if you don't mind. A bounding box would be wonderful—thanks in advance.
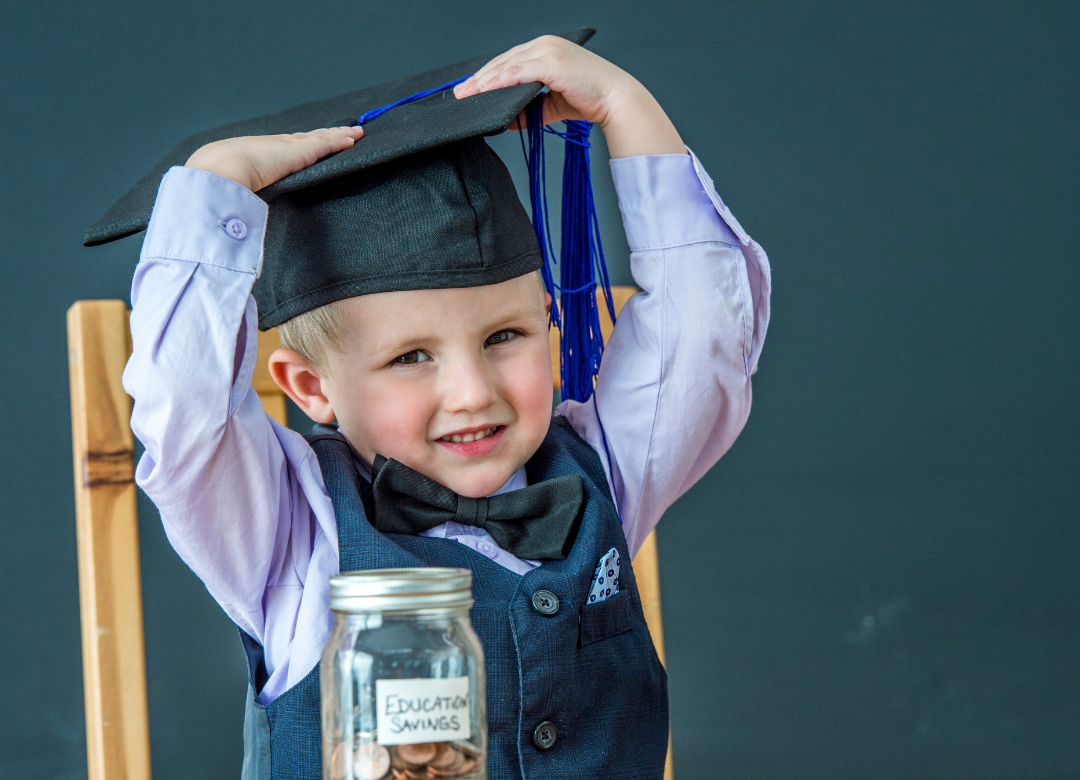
[460,36,772,555]
[123,127,361,644]
[563,152,771,555]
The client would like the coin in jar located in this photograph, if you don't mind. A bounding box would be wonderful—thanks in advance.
[427,744,458,770]
[433,752,466,775]
[396,743,438,766]
[329,741,350,780]
[354,741,391,780]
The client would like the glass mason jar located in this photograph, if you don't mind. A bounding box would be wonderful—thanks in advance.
[321,568,487,780]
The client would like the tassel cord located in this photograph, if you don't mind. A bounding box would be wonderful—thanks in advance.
[356,74,473,125]
[520,98,562,328]
[558,119,608,401]
[538,118,616,321]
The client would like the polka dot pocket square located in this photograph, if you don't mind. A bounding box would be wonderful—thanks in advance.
[588,547,621,604]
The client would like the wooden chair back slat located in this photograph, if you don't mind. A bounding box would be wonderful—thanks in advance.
[67,301,152,780]
[252,327,288,426]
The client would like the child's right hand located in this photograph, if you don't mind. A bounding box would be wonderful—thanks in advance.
[185,126,364,192]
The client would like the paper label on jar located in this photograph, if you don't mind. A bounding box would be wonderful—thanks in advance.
[375,677,471,745]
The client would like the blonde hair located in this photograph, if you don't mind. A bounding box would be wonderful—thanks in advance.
[276,270,548,371]
[276,298,350,371]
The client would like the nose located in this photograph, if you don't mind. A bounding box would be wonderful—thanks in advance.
[441,355,499,415]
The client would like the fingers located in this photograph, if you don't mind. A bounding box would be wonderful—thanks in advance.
[251,126,364,191]
[295,126,364,151]
[292,126,364,143]
[508,92,570,132]
[187,126,365,192]
[321,125,364,152]
[455,36,564,98]
[460,54,549,98]
[451,35,605,125]
[461,55,543,95]
[540,91,573,127]
[291,126,364,165]
[460,41,534,92]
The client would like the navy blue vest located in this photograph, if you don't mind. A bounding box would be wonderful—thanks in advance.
[240,416,668,779]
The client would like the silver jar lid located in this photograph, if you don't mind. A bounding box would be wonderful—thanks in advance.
[329,567,474,612]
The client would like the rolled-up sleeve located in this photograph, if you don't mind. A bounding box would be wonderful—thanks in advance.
[559,150,771,557]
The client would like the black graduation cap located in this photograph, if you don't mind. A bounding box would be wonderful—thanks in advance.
[87,27,594,245]
[88,27,613,403]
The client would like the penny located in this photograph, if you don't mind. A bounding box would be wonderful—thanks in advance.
[428,744,457,769]
[354,741,391,780]
[396,743,438,765]
[428,759,463,777]
[435,753,465,773]
[330,741,350,780]
[374,740,482,780]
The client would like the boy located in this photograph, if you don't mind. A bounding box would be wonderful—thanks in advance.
[109,33,769,779]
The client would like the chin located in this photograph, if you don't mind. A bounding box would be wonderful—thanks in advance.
[444,467,514,499]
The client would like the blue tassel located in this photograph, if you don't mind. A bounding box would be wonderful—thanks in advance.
[519,96,615,403]
[518,99,561,329]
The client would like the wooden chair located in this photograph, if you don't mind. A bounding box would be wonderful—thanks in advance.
[67,288,671,780]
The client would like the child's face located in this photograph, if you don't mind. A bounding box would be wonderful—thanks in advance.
[321,273,554,498]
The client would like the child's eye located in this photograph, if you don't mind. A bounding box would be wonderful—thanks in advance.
[485,330,518,346]
[393,350,430,365]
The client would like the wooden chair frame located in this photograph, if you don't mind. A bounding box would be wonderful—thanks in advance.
[68,288,670,780]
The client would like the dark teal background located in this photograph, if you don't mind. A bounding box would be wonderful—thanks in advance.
[2,2,1078,778]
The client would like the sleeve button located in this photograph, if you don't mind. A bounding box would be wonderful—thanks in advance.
[219,218,248,240]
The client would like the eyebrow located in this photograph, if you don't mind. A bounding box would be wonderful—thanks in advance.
[364,302,546,358]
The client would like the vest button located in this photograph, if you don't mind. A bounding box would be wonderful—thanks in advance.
[533,720,558,750]
[531,589,560,616]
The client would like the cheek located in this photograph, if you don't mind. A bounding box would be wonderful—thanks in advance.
[336,375,435,455]
[504,348,554,438]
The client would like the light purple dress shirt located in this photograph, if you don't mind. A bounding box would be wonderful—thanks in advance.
[123,149,770,704]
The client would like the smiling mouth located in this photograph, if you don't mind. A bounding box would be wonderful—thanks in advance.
[439,426,502,444]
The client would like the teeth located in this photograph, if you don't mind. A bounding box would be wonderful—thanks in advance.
[443,426,497,444]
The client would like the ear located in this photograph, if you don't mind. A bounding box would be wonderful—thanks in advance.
[544,291,553,318]
[267,348,336,423]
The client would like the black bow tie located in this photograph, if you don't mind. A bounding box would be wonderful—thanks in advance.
[365,455,585,560]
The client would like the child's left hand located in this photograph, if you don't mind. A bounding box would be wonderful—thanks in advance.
[453,36,686,159]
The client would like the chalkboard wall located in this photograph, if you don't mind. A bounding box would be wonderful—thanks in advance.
[1,2,1077,778]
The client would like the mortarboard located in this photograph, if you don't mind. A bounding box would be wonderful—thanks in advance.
[86,27,612,403]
